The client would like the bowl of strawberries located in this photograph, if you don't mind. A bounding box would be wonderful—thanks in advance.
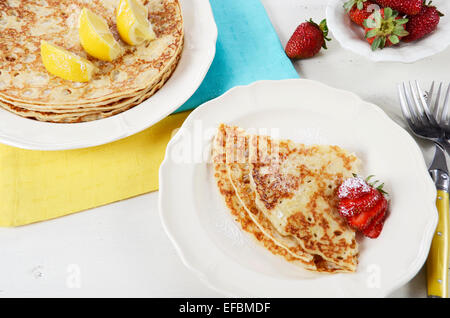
[326,0,450,62]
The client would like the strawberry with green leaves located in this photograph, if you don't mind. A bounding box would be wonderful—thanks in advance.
[337,175,389,239]
[285,19,331,59]
[344,0,377,27]
[363,7,409,50]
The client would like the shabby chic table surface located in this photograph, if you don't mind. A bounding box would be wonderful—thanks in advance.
[0,0,448,297]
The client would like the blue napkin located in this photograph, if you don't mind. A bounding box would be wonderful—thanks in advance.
[175,0,299,112]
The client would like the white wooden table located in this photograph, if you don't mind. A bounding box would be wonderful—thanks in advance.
[0,0,447,297]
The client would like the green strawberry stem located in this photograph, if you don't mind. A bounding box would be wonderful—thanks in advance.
[350,174,388,195]
[308,19,331,49]
[365,175,388,194]
[363,8,409,51]
[343,0,368,13]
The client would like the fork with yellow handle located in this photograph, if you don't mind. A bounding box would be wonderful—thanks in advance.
[398,81,450,298]
[428,162,449,298]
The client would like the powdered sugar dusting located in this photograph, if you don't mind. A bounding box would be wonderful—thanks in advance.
[339,201,356,217]
[338,177,371,199]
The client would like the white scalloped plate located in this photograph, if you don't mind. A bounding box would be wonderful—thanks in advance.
[326,0,450,63]
[159,79,438,297]
[0,0,217,150]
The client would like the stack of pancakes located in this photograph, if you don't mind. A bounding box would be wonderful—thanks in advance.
[0,0,183,123]
[213,124,361,273]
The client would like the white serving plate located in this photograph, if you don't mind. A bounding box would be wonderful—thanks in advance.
[159,79,438,297]
[0,0,217,150]
[326,0,450,63]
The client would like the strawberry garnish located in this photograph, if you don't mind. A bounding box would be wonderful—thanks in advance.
[374,0,423,16]
[285,19,331,59]
[362,206,387,238]
[337,175,389,239]
[363,8,409,50]
[363,220,385,238]
[337,175,372,200]
[347,196,387,230]
[403,2,444,42]
[344,0,377,27]
[338,187,382,217]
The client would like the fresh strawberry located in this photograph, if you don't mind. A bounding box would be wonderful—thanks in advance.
[338,187,382,217]
[363,220,384,238]
[344,0,377,27]
[363,8,409,50]
[374,0,423,16]
[362,207,387,238]
[337,175,389,239]
[285,19,331,59]
[337,176,372,200]
[347,198,387,230]
[403,2,444,42]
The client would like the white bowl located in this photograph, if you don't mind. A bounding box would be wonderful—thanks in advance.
[159,79,438,297]
[326,0,450,62]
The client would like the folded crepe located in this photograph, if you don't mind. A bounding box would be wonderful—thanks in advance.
[212,124,360,273]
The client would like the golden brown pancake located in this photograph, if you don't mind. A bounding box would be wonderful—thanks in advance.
[0,53,181,122]
[212,128,318,271]
[212,124,360,273]
[0,0,183,122]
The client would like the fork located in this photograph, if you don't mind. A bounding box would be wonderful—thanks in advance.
[398,81,449,298]
[427,81,450,140]
[398,81,450,153]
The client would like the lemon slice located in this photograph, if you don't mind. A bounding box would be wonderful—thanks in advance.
[79,8,123,61]
[40,41,96,82]
[116,0,156,45]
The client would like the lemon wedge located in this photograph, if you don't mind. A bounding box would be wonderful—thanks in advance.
[40,41,96,82]
[116,0,156,45]
[79,8,123,61]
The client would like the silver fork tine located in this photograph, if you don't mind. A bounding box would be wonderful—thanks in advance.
[409,81,431,126]
[440,83,450,125]
[402,82,419,124]
[409,81,425,122]
[398,84,416,128]
[434,82,443,122]
[428,81,435,107]
[416,81,439,126]
[398,84,410,116]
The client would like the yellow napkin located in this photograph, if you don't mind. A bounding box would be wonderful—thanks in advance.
[0,111,190,227]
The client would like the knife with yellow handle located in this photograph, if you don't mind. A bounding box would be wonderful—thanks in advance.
[427,144,449,298]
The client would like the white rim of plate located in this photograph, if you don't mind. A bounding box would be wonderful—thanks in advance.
[159,79,438,297]
[0,0,217,150]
